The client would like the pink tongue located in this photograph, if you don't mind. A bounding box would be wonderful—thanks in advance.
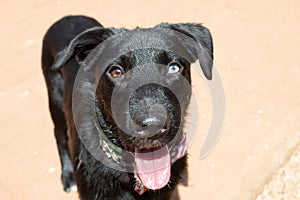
[135,146,170,190]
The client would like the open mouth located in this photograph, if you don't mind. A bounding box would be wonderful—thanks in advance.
[97,119,187,193]
[133,132,187,192]
[95,109,184,191]
[122,121,172,190]
[124,132,171,190]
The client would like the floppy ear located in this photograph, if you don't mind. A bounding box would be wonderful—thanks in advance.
[52,27,114,70]
[158,23,213,80]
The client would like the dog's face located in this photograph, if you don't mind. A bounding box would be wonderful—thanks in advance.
[53,23,213,190]
[96,48,191,152]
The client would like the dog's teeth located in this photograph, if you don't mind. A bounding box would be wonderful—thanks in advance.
[69,185,78,192]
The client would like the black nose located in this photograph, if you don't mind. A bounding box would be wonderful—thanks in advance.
[132,114,170,137]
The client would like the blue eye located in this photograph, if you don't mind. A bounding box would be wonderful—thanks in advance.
[168,63,181,73]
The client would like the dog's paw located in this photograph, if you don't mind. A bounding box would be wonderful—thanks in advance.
[61,170,77,192]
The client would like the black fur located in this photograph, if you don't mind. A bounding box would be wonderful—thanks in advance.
[42,15,213,200]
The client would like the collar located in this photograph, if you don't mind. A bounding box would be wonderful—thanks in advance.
[95,120,123,164]
[95,120,187,195]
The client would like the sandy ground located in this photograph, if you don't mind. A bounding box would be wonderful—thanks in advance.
[257,144,300,200]
[0,0,299,199]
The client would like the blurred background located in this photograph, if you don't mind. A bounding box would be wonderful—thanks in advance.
[0,0,299,199]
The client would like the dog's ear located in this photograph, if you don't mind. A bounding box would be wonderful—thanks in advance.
[157,23,213,80]
[52,27,114,70]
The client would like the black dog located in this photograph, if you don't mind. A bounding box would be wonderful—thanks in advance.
[42,15,213,200]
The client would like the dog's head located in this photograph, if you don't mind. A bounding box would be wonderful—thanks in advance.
[53,23,213,190]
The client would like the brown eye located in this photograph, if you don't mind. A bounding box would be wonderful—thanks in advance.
[109,65,124,78]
